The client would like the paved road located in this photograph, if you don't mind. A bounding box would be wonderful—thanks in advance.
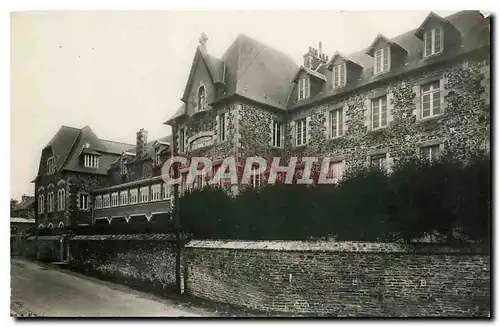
[10,258,215,317]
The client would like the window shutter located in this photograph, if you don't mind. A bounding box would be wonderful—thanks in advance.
[269,118,273,147]
[440,77,448,114]
[215,115,220,142]
[387,92,394,125]
[306,116,311,144]
[224,112,230,141]
[363,98,371,131]
[289,121,296,147]
[324,110,330,139]
[343,104,349,134]
[280,122,285,148]
[412,84,421,119]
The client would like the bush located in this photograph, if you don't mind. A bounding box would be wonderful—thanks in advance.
[177,154,491,244]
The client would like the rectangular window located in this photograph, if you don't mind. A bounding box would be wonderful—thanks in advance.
[163,183,172,200]
[140,187,149,203]
[421,145,441,162]
[111,192,119,207]
[272,120,283,148]
[129,189,138,204]
[103,194,110,208]
[179,128,185,153]
[47,157,55,175]
[330,161,345,183]
[120,191,128,206]
[421,80,441,118]
[424,27,443,58]
[298,76,310,100]
[218,113,227,142]
[329,108,344,138]
[79,193,89,210]
[151,184,162,201]
[57,189,65,211]
[84,154,99,168]
[371,96,388,129]
[295,118,307,146]
[370,154,387,171]
[38,195,44,214]
[374,46,390,74]
[333,63,346,89]
[121,160,127,175]
[94,195,102,209]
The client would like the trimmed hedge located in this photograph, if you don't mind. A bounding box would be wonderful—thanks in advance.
[179,154,491,244]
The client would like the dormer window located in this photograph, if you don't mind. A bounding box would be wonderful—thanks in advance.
[298,76,310,100]
[198,85,206,111]
[374,46,390,75]
[423,27,443,58]
[84,154,99,168]
[121,159,127,175]
[333,63,346,89]
[47,157,55,175]
[155,148,161,166]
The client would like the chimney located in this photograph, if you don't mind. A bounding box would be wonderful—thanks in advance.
[319,41,323,57]
[21,194,29,202]
[303,42,328,70]
[136,128,148,158]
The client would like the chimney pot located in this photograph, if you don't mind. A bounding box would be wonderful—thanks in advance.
[319,41,323,56]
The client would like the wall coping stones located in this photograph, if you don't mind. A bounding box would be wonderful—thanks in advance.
[185,239,488,254]
[71,234,176,241]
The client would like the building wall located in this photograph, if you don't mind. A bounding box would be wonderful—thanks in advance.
[67,172,108,226]
[284,54,490,171]
[183,240,490,317]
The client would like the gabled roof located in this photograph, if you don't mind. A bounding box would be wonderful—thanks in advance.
[415,12,449,39]
[13,196,35,211]
[292,66,327,82]
[221,34,299,109]
[366,33,408,56]
[43,125,81,170]
[100,139,136,155]
[164,104,186,125]
[326,51,363,70]
[181,47,225,102]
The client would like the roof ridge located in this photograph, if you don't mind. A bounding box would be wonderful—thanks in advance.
[99,138,134,146]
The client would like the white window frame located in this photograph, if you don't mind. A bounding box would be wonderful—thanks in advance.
[120,191,128,206]
[374,46,390,75]
[371,96,388,129]
[250,171,261,189]
[198,85,206,111]
[94,195,102,209]
[79,193,89,210]
[298,76,310,100]
[423,27,443,58]
[333,63,346,89]
[47,157,55,175]
[47,192,54,212]
[420,144,442,162]
[329,108,344,138]
[121,160,127,175]
[151,184,162,201]
[102,194,110,208]
[421,81,442,119]
[57,189,65,211]
[370,154,388,171]
[295,118,307,146]
[140,187,149,203]
[38,194,44,214]
[272,120,283,148]
[129,189,138,204]
[111,192,119,207]
[84,154,99,169]
[330,161,345,183]
[163,183,172,200]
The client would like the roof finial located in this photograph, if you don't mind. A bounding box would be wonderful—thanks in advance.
[199,32,208,51]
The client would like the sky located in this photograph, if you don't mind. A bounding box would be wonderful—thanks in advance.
[10,10,459,200]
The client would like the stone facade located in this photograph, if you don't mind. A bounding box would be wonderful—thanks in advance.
[183,240,490,317]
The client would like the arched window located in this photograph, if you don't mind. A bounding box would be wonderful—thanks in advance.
[58,222,64,228]
[38,224,44,229]
[57,189,66,211]
[48,223,54,229]
[198,85,206,111]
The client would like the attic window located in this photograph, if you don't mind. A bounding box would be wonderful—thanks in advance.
[121,159,127,175]
[198,85,206,111]
[374,46,390,75]
[155,148,161,166]
[47,157,55,175]
[298,76,310,100]
[84,154,99,169]
[423,27,443,58]
[333,63,346,89]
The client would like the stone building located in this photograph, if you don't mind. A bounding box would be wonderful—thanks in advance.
[32,125,173,229]
[165,10,490,189]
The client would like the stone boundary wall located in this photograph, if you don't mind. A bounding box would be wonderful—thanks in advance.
[183,240,490,317]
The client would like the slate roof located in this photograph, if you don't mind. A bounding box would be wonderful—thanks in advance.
[287,10,490,109]
[12,196,35,211]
